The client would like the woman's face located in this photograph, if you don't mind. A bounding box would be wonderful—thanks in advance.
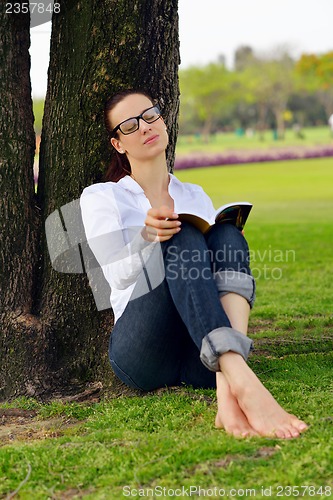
[109,93,168,163]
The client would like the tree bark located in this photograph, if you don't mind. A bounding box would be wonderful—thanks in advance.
[0,0,180,399]
[0,6,47,398]
[273,107,286,140]
[317,89,333,121]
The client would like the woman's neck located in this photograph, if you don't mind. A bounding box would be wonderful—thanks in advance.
[130,156,170,196]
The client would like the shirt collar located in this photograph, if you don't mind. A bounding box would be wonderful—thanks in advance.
[117,175,144,194]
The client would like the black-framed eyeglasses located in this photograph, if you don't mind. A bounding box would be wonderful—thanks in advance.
[110,105,161,137]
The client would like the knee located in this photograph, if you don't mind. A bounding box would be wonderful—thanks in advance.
[163,221,205,255]
[176,221,203,239]
[207,224,250,268]
[209,223,246,247]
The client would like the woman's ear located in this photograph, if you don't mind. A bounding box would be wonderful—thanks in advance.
[110,137,125,154]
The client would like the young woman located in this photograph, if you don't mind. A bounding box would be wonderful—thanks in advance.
[80,89,308,438]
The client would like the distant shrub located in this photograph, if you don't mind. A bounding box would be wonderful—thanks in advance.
[174,147,333,170]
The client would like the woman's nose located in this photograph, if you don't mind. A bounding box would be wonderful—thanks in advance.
[138,118,151,133]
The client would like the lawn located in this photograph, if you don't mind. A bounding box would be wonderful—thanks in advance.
[176,127,333,156]
[1,158,332,499]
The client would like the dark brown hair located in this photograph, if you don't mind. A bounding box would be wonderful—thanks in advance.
[103,89,155,182]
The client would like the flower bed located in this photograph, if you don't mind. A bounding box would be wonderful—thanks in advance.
[174,146,333,170]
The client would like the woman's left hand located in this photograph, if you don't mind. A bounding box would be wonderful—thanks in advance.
[142,205,181,242]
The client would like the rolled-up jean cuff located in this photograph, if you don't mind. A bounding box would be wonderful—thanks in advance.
[200,327,254,372]
[213,270,256,308]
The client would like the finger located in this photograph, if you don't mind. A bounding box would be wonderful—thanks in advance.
[144,224,181,242]
[156,234,174,242]
[145,215,181,230]
[144,225,158,241]
[154,229,180,242]
[147,225,181,238]
[147,206,178,220]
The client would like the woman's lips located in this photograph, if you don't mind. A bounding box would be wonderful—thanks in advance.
[144,134,159,145]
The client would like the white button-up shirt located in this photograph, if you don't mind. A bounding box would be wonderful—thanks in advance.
[80,173,216,322]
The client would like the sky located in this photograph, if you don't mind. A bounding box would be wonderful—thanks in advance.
[30,0,333,98]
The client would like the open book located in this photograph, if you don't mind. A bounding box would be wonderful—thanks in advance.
[176,202,253,234]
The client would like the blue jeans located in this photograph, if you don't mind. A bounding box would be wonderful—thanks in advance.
[109,223,255,391]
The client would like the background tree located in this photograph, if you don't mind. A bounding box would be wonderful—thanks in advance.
[179,63,237,138]
[179,48,303,137]
[234,45,255,72]
[174,46,333,137]
[0,0,180,399]
[242,53,296,139]
[296,51,333,121]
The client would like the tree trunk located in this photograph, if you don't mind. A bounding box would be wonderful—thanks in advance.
[272,107,285,140]
[0,0,180,399]
[317,89,333,121]
[201,114,214,142]
[256,102,267,140]
[0,7,46,398]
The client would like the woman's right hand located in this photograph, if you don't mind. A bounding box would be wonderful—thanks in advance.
[143,205,181,242]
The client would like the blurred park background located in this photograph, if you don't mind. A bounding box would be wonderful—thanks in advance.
[31,0,333,175]
[32,45,333,175]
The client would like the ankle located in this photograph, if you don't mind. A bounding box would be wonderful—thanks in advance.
[218,352,255,394]
[218,351,246,373]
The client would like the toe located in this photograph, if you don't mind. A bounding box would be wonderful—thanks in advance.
[275,427,295,439]
[297,421,308,432]
[274,428,286,439]
[290,426,301,438]
[215,414,223,429]
[242,429,258,438]
[291,415,308,430]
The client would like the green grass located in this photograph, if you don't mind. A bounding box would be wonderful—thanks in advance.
[1,365,332,499]
[175,157,333,213]
[1,157,333,498]
[176,126,333,156]
[32,99,45,135]
[176,158,333,320]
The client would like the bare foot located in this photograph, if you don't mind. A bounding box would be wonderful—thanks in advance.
[220,353,308,439]
[215,372,258,438]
